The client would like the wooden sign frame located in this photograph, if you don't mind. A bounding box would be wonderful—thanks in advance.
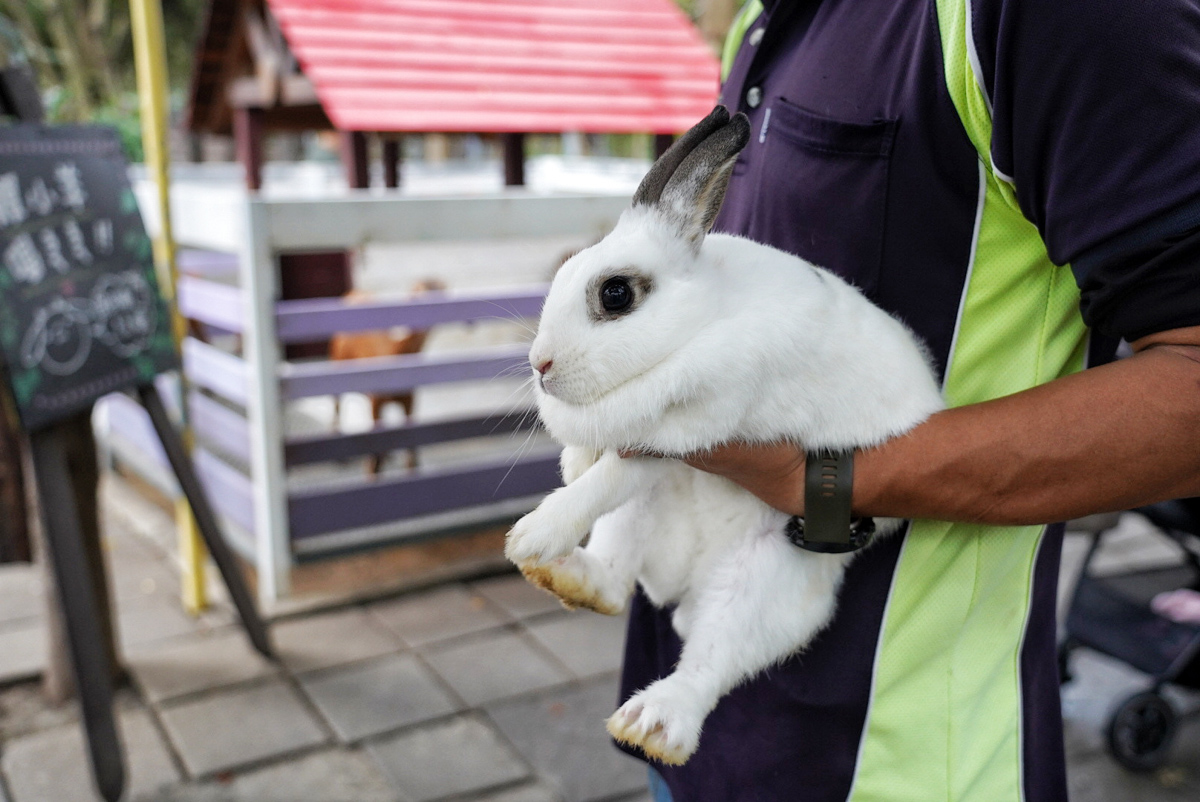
[0,123,273,801]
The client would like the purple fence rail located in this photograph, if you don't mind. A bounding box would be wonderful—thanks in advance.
[284,410,537,466]
[99,393,256,538]
[178,276,245,334]
[183,338,249,407]
[189,390,251,465]
[287,453,560,539]
[275,285,547,343]
[178,249,239,280]
[279,345,531,400]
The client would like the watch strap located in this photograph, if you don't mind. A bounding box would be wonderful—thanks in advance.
[784,449,875,553]
[805,449,855,545]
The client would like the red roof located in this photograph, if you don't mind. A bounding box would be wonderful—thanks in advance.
[265,0,721,133]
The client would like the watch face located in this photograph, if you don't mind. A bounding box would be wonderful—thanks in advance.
[783,515,875,554]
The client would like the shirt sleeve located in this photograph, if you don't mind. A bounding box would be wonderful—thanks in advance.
[1075,224,1200,341]
[972,0,1200,339]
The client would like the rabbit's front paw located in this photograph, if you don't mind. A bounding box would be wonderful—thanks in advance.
[607,678,705,765]
[560,445,603,485]
[505,506,584,564]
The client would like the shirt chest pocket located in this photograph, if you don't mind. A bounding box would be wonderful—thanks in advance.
[740,98,897,297]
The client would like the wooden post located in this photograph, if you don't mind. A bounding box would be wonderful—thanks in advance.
[130,0,209,613]
[341,131,370,189]
[503,133,526,187]
[0,400,30,563]
[240,199,291,603]
[233,107,265,191]
[29,420,125,802]
[35,412,122,703]
[383,137,402,189]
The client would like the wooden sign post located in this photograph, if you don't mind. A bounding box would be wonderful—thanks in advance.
[0,124,272,802]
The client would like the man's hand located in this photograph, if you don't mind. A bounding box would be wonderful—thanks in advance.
[681,442,808,516]
[623,442,809,516]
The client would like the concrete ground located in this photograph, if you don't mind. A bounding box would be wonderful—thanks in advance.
[0,478,1198,801]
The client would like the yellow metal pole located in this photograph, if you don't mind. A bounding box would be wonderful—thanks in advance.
[129,0,208,613]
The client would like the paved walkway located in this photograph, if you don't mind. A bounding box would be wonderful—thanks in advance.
[0,478,1198,801]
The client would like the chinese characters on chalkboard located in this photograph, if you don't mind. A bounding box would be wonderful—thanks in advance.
[0,125,176,431]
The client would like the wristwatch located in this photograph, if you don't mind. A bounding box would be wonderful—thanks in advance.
[785,449,876,553]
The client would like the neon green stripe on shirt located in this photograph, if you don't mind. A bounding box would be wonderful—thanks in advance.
[846,1,1088,800]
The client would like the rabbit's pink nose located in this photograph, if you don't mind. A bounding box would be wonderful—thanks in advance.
[535,359,554,375]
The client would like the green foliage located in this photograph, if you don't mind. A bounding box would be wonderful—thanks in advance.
[0,0,204,127]
[9,367,38,406]
[120,186,140,214]
[89,92,143,161]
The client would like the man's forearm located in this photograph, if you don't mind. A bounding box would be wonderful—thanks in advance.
[677,328,1200,526]
[854,340,1200,525]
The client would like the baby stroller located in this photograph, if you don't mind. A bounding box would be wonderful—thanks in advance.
[1058,499,1200,772]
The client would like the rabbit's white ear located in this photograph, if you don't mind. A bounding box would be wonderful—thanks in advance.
[658,113,751,250]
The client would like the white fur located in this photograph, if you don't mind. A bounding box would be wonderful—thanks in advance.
[506,202,944,764]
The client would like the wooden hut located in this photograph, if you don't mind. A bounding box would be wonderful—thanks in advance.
[186,0,722,190]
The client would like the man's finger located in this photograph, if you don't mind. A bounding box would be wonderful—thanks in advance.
[618,448,671,459]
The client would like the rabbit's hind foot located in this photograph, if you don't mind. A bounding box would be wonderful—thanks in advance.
[520,550,627,616]
[606,678,705,766]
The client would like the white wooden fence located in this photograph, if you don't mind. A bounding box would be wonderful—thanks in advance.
[99,188,629,602]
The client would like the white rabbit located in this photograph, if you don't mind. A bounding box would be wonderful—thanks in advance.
[505,107,945,765]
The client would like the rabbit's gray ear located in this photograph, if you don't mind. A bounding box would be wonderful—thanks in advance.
[632,106,731,208]
[659,112,751,250]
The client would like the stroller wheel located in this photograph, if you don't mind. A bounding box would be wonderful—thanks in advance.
[1106,691,1177,772]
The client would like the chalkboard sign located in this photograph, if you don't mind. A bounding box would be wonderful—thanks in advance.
[0,124,177,431]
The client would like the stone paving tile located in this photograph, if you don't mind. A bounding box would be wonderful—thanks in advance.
[368,585,510,647]
[0,707,178,802]
[0,566,42,627]
[485,678,647,802]
[1068,750,1199,802]
[1168,715,1200,794]
[298,653,459,742]
[0,682,136,743]
[524,612,627,679]
[367,714,529,802]
[616,792,653,802]
[118,598,209,650]
[1088,514,1182,576]
[129,784,229,801]
[158,678,327,777]
[423,629,572,706]
[107,554,179,610]
[471,574,565,620]
[464,781,564,802]
[0,623,45,684]
[212,748,399,802]
[273,607,403,673]
[126,628,277,703]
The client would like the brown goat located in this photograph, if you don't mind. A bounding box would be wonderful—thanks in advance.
[329,279,446,472]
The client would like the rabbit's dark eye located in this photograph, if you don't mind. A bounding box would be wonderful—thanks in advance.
[600,277,634,313]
